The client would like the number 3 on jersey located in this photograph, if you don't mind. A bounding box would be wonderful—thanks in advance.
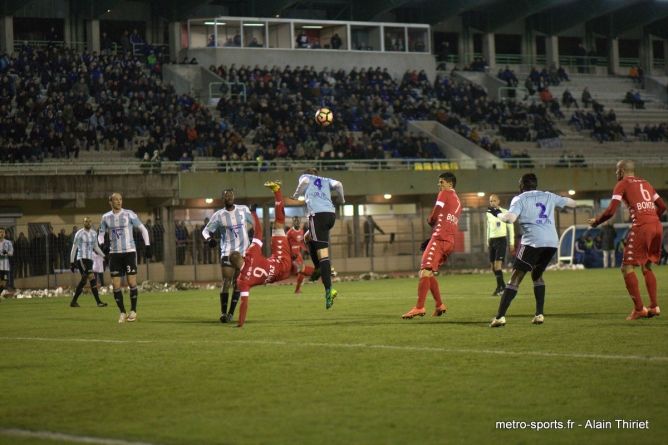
[313,178,322,190]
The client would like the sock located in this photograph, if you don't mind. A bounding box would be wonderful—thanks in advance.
[642,269,658,309]
[307,242,320,268]
[72,280,85,303]
[429,276,443,307]
[320,258,331,290]
[228,290,241,315]
[296,274,304,292]
[90,279,102,303]
[416,276,430,309]
[496,284,518,319]
[237,296,248,327]
[113,289,126,313]
[129,286,138,312]
[220,291,229,315]
[623,272,645,311]
[251,211,263,241]
[495,270,505,288]
[534,281,545,316]
[273,188,285,225]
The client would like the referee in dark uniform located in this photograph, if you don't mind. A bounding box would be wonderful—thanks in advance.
[487,194,515,296]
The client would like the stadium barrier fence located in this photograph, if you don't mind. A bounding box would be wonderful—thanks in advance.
[0,205,613,291]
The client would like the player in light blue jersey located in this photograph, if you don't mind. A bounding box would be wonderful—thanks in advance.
[489,173,576,327]
[69,217,107,308]
[98,193,151,323]
[292,168,345,309]
[0,227,13,298]
[202,188,253,323]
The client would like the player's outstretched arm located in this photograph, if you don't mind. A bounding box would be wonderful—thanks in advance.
[497,211,517,224]
[590,199,620,228]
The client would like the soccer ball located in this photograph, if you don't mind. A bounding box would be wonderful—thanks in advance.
[315,108,333,126]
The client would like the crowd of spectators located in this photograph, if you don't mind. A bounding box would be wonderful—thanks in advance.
[0,33,229,165]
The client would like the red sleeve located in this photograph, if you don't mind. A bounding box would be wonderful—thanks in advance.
[428,191,447,225]
[595,199,620,225]
[596,181,626,225]
[611,180,625,199]
[656,197,666,218]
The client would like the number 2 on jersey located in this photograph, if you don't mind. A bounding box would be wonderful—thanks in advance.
[313,178,322,190]
[535,202,548,219]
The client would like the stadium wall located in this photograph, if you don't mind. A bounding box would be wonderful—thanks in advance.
[177,168,668,199]
[185,48,437,85]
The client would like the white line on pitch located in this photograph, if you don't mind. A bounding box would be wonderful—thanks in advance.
[2,336,666,362]
[0,337,152,343]
[0,428,163,445]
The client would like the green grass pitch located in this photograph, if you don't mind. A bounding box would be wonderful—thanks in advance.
[1,267,667,445]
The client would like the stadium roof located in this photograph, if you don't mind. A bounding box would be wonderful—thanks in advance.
[126,0,668,36]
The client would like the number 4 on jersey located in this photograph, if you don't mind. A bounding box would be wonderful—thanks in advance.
[314,178,322,190]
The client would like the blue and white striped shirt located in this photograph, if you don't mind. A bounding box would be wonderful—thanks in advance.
[293,174,345,215]
[0,239,13,270]
[99,209,144,253]
[71,229,100,261]
[203,205,252,257]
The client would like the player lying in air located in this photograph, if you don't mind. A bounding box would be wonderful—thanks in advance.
[229,180,313,327]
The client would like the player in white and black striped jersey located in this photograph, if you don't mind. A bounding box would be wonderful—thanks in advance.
[0,227,13,299]
[202,188,253,323]
[69,217,108,308]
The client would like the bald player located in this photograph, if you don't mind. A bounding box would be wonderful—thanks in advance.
[487,194,515,296]
[589,160,666,320]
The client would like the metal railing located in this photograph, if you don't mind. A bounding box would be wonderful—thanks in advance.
[2,156,668,176]
[559,55,608,68]
[495,54,524,66]
[14,39,88,52]
[619,58,640,68]
[654,58,665,68]
[208,81,247,103]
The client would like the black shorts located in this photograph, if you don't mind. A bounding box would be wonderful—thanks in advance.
[0,270,8,281]
[513,245,557,275]
[109,252,137,277]
[76,259,94,275]
[220,256,233,268]
[308,212,336,249]
[489,237,507,263]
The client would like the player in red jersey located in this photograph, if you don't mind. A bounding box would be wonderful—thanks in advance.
[229,180,293,327]
[589,160,666,320]
[402,172,462,319]
[286,216,314,293]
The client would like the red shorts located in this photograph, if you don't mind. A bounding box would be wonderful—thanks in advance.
[623,221,663,266]
[420,238,454,272]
